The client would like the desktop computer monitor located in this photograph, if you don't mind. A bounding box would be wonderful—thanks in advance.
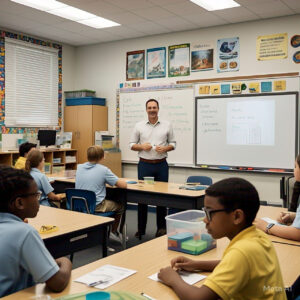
[38,130,57,147]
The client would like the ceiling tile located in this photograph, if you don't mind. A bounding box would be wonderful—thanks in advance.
[245,1,294,17]
[183,12,229,27]
[155,16,199,31]
[103,26,146,38]
[163,1,207,15]
[104,0,155,10]
[236,0,280,6]
[149,0,188,5]
[127,21,170,35]
[281,0,300,10]
[107,11,146,25]
[213,7,259,23]
[131,6,177,20]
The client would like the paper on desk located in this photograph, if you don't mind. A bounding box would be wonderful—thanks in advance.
[261,217,281,225]
[149,270,206,285]
[75,264,137,289]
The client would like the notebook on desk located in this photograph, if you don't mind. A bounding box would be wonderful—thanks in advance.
[179,184,208,190]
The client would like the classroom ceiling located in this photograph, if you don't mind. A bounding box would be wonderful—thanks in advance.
[0,0,299,46]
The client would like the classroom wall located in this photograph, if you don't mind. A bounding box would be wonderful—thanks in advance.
[72,14,300,204]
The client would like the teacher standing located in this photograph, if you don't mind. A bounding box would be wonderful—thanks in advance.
[130,99,176,239]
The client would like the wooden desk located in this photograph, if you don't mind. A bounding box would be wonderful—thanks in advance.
[3,233,300,300]
[52,178,206,210]
[256,206,300,246]
[30,206,114,258]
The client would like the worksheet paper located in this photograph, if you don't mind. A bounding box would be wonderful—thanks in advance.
[149,271,206,285]
[75,264,137,289]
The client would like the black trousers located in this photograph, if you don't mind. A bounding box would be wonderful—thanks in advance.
[137,160,169,233]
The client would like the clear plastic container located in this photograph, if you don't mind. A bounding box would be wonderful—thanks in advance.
[166,210,216,255]
[144,176,154,184]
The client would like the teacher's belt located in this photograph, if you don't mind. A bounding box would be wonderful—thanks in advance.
[139,157,166,164]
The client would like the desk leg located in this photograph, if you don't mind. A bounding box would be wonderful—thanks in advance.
[102,226,108,257]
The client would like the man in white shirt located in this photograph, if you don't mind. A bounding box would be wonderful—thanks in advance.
[130,99,176,239]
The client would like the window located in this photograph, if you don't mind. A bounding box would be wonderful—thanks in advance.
[5,37,59,127]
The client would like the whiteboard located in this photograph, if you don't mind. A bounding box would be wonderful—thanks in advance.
[196,92,298,170]
[119,88,194,165]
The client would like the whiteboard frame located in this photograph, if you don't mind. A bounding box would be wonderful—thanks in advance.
[117,85,195,167]
[195,92,299,173]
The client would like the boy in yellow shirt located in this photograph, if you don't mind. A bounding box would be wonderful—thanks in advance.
[158,178,287,300]
[15,142,36,169]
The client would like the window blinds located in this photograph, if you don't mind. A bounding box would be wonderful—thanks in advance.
[5,38,59,127]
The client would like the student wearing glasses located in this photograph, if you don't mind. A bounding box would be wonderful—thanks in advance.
[25,149,64,206]
[0,166,71,297]
[158,178,286,300]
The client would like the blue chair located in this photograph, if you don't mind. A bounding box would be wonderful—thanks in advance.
[65,188,115,217]
[187,175,213,186]
[65,189,126,259]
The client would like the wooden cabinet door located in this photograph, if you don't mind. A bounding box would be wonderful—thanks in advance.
[64,106,79,151]
[92,106,108,143]
[77,106,93,163]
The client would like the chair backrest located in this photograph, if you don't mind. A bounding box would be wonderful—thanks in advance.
[187,176,213,186]
[65,188,96,214]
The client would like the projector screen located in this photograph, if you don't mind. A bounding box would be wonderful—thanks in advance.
[196,93,298,170]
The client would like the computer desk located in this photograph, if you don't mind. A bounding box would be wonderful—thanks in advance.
[3,233,300,300]
[30,205,114,258]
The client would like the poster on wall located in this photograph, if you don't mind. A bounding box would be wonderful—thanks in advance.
[168,43,190,77]
[217,37,239,73]
[256,33,287,61]
[126,50,145,81]
[191,42,213,72]
[291,35,300,64]
[146,47,166,79]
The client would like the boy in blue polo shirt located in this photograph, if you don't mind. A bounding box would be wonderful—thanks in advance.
[76,145,127,234]
[0,166,72,297]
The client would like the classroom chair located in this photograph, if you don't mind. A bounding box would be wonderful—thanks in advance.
[186,175,213,185]
[65,189,126,259]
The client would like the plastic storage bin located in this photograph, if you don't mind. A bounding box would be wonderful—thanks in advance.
[144,176,154,184]
[64,90,96,98]
[166,210,216,255]
[66,97,106,106]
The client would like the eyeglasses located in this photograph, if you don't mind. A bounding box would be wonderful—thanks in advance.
[16,191,42,201]
[203,207,228,222]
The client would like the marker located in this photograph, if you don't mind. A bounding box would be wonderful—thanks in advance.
[200,165,208,168]
[141,293,156,300]
[218,166,231,170]
[247,167,253,170]
[267,169,285,172]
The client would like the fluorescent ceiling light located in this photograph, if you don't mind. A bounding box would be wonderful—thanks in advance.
[10,0,120,29]
[190,0,240,11]
[11,0,66,11]
[78,17,119,29]
[48,6,96,21]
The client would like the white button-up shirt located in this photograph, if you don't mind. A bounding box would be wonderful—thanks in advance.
[129,119,176,160]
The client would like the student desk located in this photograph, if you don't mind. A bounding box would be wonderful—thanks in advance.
[3,233,300,300]
[30,206,114,259]
[52,178,206,210]
[257,205,300,246]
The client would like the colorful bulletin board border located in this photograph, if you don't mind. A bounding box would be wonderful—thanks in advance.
[0,30,62,134]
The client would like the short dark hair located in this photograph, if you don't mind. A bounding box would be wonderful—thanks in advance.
[19,142,36,157]
[205,177,260,227]
[0,165,34,212]
[146,99,159,109]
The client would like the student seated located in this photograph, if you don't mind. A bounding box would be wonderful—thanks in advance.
[25,149,64,206]
[15,142,36,169]
[256,154,300,241]
[0,166,72,297]
[76,145,127,234]
[158,178,287,300]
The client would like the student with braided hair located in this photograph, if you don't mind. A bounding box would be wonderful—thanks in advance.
[0,166,71,297]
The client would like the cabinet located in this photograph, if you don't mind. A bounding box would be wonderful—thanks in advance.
[64,105,108,164]
[0,149,77,174]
